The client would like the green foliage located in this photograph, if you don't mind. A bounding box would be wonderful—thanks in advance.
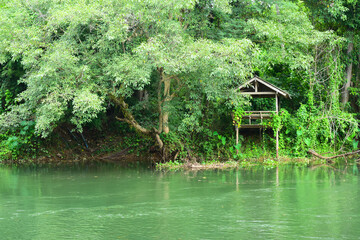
[0,121,39,160]
[71,90,105,132]
[232,107,245,128]
[0,0,255,139]
[161,131,186,158]
[0,0,359,163]
[247,1,332,71]
[269,105,359,156]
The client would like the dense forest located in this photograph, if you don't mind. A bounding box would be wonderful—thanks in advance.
[0,0,359,162]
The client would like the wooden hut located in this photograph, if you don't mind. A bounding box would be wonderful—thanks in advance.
[234,76,290,158]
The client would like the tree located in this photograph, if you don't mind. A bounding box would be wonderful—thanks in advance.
[0,0,256,156]
[303,0,360,107]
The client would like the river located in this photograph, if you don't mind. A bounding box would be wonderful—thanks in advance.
[0,164,359,239]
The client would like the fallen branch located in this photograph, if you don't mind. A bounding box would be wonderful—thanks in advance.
[308,149,360,163]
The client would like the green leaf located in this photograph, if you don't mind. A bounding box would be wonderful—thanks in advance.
[221,136,226,145]
[352,140,359,150]
[229,146,233,153]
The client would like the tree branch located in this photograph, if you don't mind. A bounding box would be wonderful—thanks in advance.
[308,149,360,163]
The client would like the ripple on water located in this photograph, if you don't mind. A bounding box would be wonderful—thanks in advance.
[1,166,360,239]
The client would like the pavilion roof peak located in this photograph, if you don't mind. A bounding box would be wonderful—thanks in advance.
[236,76,291,98]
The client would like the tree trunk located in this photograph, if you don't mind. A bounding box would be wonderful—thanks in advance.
[159,68,171,135]
[162,76,170,134]
[351,53,360,112]
[341,42,354,106]
[109,93,163,149]
[162,111,169,134]
[156,68,174,160]
[357,54,360,82]
[157,75,163,133]
[357,54,360,85]
[109,65,177,160]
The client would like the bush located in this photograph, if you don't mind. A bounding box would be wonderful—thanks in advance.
[0,121,39,161]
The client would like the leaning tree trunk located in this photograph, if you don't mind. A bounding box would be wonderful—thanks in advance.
[109,93,163,149]
[341,42,354,106]
[110,67,180,161]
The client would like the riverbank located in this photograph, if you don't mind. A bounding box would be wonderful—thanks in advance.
[4,151,358,171]
[155,157,333,171]
[2,129,358,169]
[1,131,159,167]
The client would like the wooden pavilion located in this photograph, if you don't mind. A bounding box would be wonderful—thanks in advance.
[234,76,290,158]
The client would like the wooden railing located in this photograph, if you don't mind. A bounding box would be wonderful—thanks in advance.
[232,110,278,128]
[241,111,277,127]
[242,111,276,119]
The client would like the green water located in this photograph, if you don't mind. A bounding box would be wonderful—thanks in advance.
[1,165,360,239]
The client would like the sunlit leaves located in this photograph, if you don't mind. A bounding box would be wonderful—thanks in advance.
[106,54,152,97]
[247,1,334,70]
[71,90,105,132]
[35,97,67,137]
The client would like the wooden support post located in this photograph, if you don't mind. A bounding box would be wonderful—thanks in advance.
[275,93,279,113]
[276,128,279,159]
[235,125,239,154]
